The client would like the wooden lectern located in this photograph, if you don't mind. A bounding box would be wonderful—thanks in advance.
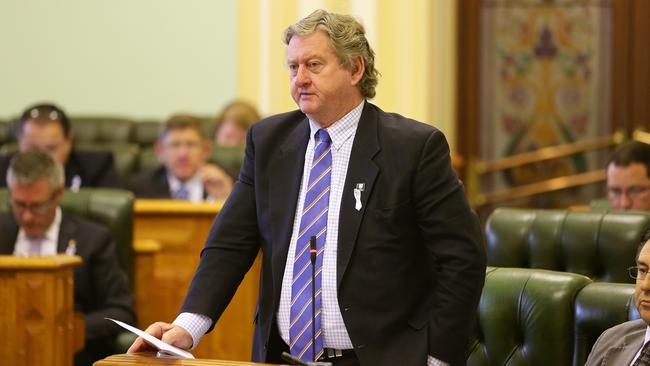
[95,353,280,365]
[133,200,261,361]
[0,255,82,366]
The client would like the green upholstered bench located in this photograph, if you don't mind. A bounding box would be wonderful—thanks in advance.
[485,208,650,283]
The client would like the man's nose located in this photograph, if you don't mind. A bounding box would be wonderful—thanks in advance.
[294,65,310,86]
[620,192,634,209]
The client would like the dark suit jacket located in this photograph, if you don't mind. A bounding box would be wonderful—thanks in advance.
[585,319,647,365]
[0,149,120,188]
[127,166,173,198]
[0,212,136,364]
[180,102,486,366]
[127,165,214,200]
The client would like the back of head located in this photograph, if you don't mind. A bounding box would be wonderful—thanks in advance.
[7,149,65,190]
[159,114,206,141]
[18,103,71,138]
[283,9,379,99]
[608,141,650,177]
[215,100,260,131]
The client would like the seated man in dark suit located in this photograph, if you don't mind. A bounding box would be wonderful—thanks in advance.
[586,227,650,365]
[128,114,232,202]
[0,103,120,190]
[0,150,136,366]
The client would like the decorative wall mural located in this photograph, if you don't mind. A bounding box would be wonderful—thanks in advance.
[480,0,611,207]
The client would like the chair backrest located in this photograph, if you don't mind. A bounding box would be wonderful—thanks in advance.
[485,208,650,283]
[69,116,134,144]
[573,282,639,366]
[0,188,135,281]
[467,267,592,366]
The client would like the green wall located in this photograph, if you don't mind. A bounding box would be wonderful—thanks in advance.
[0,0,237,120]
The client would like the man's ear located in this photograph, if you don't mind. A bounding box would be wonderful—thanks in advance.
[351,55,365,85]
[154,141,164,161]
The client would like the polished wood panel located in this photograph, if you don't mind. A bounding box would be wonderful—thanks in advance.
[133,200,261,361]
[95,353,278,366]
[0,255,81,366]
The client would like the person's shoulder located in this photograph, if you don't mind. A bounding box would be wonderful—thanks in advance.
[595,318,646,347]
[71,149,113,163]
[367,102,438,133]
[251,109,306,133]
[62,212,111,238]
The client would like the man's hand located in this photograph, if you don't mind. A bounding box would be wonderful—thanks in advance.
[201,164,233,201]
[127,322,193,354]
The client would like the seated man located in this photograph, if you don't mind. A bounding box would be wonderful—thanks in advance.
[0,150,136,366]
[607,141,650,211]
[586,226,650,364]
[0,103,120,190]
[128,114,232,201]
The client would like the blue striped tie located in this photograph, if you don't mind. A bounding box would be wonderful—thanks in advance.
[290,129,331,361]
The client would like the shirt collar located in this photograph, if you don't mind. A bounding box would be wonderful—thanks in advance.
[168,171,202,192]
[308,100,365,151]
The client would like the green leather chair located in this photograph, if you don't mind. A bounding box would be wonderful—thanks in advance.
[485,208,650,283]
[573,282,639,366]
[69,116,134,144]
[467,267,592,366]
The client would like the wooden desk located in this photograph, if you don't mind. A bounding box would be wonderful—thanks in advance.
[0,255,82,366]
[133,200,261,361]
[95,353,279,365]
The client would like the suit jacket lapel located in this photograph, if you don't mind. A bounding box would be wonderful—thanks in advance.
[603,328,644,365]
[336,103,380,288]
[269,119,310,298]
[57,214,77,253]
[0,213,19,254]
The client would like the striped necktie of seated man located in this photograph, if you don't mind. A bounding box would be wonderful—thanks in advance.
[173,184,189,200]
[634,342,650,366]
[290,129,332,362]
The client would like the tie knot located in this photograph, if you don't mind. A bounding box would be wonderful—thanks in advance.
[316,129,331,145]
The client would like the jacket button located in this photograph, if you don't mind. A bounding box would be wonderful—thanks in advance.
[356,344,366,349]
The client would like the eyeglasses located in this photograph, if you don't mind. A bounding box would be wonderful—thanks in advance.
[10,191,58,214]
[608,185,650,199]
[628,266,649,281]
[164,140,202,151]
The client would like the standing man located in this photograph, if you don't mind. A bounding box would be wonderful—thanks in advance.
[607,141,650,211]
[129,9,485,366]
[127,114,233,202]
[0,103,120,189]
[585,227,650,365]
[0,150,135,366]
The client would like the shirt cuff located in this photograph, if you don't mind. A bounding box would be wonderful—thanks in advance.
[427,355,449,366]
[173,312,212,350]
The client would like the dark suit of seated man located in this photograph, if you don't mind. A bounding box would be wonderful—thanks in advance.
[586,227,650,365]
[0,150,136,366]
[0,103,120,190]
[127,114,232,202]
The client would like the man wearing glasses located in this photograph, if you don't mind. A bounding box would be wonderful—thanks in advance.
[586,227,650,364]
[127,114,233,202]
[0,150,135,366]
[607,141,650,211]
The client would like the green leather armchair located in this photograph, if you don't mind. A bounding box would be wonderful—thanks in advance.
[485,208,650,283]
[469,267,640,366]
[468,267,592,366]
[69,116,134,144]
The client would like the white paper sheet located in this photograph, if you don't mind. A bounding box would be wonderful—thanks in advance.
[105,317,195,359]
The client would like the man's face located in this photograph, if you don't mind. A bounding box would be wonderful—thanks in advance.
[607,162,650,211]
[156,128,210,181]
[287,30,363,127]
[215,120,247,147]
[635,240,650,324]
[9,178,62,238]
[19,120,72,165]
